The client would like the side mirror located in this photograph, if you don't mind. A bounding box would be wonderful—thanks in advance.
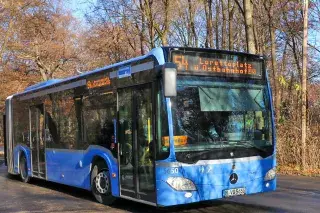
[162,63,177,97]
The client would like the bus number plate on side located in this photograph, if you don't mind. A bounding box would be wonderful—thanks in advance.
[223,188,246,197]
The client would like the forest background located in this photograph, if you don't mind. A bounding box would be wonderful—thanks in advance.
[0,0,319,175]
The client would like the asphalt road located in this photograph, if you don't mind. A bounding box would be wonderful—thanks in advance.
[0,160,319,213]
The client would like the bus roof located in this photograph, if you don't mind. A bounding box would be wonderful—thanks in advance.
[16,47,166,97]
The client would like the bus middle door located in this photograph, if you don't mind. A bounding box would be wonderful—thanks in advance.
[118,83,156,204]
[30,104,46,179]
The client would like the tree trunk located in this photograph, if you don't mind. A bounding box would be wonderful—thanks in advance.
[301,0,309,172]
[187,0,192,46]
[39,67,48,81]
[268,0,280,122]
[221,0,227,49]
[292,37,302,77]
[208,0,213,48]
[253,21,259,53]
[204,0,214,48]
[271,30,281,121]
[139,0,146,54]
[243,0,256,53]
[188,0,198,47]
[144,0,155,48]
[161,0,170,46]
[228,0,234,51]
[215,0,219,49]
[281,42,288,113]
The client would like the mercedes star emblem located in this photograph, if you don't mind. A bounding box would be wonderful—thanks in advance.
[229,173,238,184]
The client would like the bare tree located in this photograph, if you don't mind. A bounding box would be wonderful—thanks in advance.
[204,0,214,48]
[243,0,256,53]
[15,1,77,81]
[153,0,172,45]
[301,0,309,171]
[263,0,281,121]
[221,0,227,49]
[228,0,235,50]
[187,0,198,47]
[215,0,219,48]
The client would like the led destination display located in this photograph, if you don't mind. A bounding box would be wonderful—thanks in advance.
[172,51,263,78]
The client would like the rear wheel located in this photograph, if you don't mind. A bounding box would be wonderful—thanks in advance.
[91,161,116,205]
[19,154,30,183]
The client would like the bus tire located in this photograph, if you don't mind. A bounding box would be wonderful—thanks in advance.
[91,160,116,205]
[19,154,30,183]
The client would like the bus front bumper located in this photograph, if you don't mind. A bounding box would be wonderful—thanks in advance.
[156,177,276,207]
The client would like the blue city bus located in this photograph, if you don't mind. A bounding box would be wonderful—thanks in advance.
[4,47,276,207]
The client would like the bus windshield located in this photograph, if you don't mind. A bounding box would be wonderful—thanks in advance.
[169,76,273,163]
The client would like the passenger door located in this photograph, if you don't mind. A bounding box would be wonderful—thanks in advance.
[30,104,46,178]
[118,83,155,203]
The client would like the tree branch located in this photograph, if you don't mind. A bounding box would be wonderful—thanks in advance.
[307,43,320,53]
[233,0,244,16]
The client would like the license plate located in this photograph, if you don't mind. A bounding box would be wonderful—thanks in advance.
[223,188,246,197]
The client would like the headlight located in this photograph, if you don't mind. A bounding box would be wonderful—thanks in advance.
[166,177,196,191]
[264,168,276,181]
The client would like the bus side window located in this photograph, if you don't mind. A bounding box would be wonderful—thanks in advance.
[82,92,117,156]
[44,91,79,149]
[74,97,84,150]
[59,92,78,149]
[44,96,59,148]
[12,100,29,147]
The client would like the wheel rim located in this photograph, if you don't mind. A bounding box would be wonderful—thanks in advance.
[95,171,109,194]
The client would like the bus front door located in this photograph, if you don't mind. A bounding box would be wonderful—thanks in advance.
[30,105,46,178]
[118,83,156,204]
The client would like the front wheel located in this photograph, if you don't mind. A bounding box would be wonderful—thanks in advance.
[19,154,30,183]
[91,161,116,205]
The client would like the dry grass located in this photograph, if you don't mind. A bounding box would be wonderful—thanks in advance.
[277,122,320,176]
[277,165,320,176]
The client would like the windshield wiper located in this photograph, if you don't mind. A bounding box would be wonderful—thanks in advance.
[184,149,212,159]
[237,140,268,153]
[181,143,229,160]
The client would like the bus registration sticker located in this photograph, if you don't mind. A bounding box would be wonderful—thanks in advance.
[223,188,246,197]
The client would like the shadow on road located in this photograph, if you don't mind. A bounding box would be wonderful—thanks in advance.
[3,171,287,213]
[113,199,287,213]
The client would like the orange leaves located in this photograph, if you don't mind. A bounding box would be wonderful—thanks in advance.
[0,70,40,110]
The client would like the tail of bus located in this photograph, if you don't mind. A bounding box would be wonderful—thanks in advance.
[4,96,14,173]
[3,114,7,166]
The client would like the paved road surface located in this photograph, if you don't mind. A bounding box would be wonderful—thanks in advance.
[0,161,319,213]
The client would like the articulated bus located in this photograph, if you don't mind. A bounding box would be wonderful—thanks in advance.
[4,47,276,207]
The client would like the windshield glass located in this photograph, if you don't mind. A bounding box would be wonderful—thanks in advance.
[169,76,273,162]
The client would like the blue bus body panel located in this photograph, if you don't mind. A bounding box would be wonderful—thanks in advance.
[156,155,276,206]
[46,149,84,187]
[13,145,31,176]
[45,146,119,196]
[12,145,119,196]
